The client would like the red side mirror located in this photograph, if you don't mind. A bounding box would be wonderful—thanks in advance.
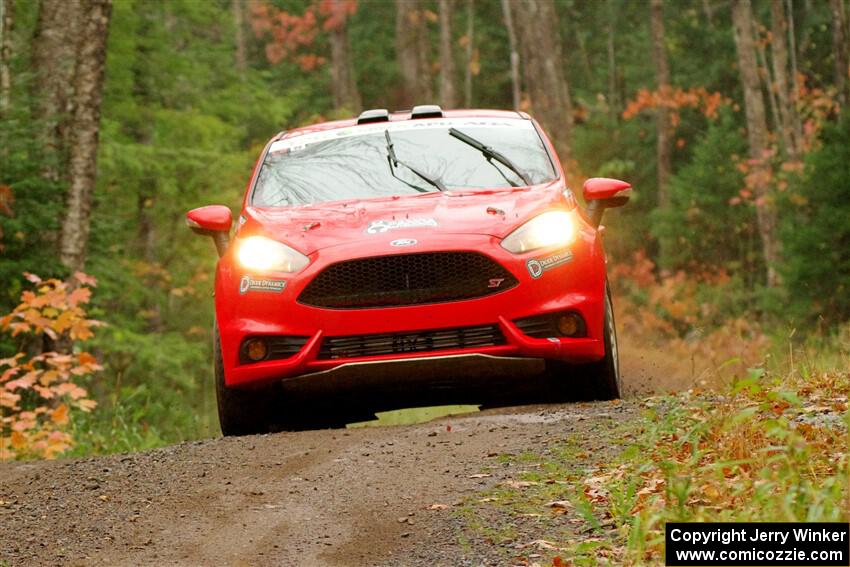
[187,205,233,233]
[582,178,631,228]
[186,205,232,256]
[582,177,632,204]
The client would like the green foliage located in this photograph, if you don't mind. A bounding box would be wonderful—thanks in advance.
[783,112,850,322]
[652,109,760,278]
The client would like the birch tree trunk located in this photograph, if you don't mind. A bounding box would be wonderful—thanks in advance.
[510,0,573,161]
[395,0,433,108]
[328,3,361,112]
[650,0,672,209]
[830,0,849,105]
[31,0,81,183]
[438,0,457,108]
[500,0,520,111]
[0,0,12,116]
[771,0,799,157]
[59,0,112,272]
[732,0,782,287]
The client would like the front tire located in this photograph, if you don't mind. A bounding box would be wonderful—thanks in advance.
[214,323,278,436]
[580,286,621,400]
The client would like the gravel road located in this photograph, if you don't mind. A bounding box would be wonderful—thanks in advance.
[0,398,641,567]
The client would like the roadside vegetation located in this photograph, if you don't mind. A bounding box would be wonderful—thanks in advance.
[461,362,849,565]
[457,271,850,564]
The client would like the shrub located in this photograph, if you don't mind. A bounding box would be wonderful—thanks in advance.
[0,273,101,459]
[652,109,761,280]
[782,112,850,323]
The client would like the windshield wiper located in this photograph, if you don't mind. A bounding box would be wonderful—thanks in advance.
[385,130,446,192]
[448,127,532,187]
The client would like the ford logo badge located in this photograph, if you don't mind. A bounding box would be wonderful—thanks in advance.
[390,238,417,247]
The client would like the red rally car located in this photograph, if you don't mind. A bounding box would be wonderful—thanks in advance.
[187,106,631,435]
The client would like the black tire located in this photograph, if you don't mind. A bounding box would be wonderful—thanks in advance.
[540,285,621,401]
[214,323,278,436]
[580,286,621,400]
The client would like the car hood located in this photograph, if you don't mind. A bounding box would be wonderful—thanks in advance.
[239,182,571,255]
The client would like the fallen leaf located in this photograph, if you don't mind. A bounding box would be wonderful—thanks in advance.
[501,480,540,489]
[516,539,567,552]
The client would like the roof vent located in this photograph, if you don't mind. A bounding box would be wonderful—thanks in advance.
[410,104,443,119]
[357,108,390,124]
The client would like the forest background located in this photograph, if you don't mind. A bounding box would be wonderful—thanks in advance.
[1,0,849,458]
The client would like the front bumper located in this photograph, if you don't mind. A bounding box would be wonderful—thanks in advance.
[215,232,607,388]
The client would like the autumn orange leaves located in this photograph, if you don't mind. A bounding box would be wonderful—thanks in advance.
[0,272,101,459]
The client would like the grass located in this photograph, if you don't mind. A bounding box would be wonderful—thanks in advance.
[460,365,850,565]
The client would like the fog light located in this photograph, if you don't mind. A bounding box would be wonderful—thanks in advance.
[557,314,582,337]
[245,338,268,362]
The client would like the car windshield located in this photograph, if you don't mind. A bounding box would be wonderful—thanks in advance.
[251,118,558,207]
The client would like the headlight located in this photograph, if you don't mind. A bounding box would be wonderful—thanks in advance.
[236,236,309,272]
[501,210,576,254]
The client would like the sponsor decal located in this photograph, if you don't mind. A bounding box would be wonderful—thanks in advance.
[239,275,287,294]
[526,250,574,279]
[366,218,438,234]
[390,238,418,247]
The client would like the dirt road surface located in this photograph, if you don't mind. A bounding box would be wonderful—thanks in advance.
[0,399,642,567]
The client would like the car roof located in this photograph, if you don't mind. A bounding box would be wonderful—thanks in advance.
[275,109,531,141]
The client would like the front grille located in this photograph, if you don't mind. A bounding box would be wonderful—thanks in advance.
[239,335,309,364]
[318,324,506,359]
[298,252,517,309]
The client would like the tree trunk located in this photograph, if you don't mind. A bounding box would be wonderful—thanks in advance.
[438,0,457,108]
[785,0,804,151]
[732,0,782,288]
[395,0,433,108]
[31,0,82,183]
[701,0,715,29]
[328,2,361,112]
[831,0,849,105]
[232,0,246,75]
[606,0,617,120]
[463,0,474,107]
[509,0,573,161]
[59,0,112,273]
[500,0,520,111]
[0,0,12,116]
[650,0,672,209]
[770,0,799,157]
[755,27,781,141]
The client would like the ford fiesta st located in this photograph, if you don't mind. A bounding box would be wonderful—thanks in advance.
[187,106,631,435]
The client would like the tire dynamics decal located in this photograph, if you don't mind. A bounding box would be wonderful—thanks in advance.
[526,250,574,279]
[239,275,287,294]
[366,218,438,234]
